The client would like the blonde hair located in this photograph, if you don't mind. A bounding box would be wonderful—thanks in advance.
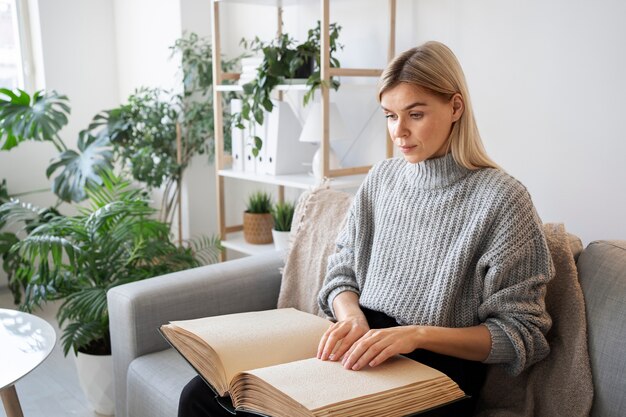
[378,41,499,170]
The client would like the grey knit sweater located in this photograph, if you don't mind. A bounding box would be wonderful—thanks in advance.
[318,153,554,376]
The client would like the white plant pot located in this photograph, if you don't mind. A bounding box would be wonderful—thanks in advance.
[272,229,291,251]
[75,352,115,416]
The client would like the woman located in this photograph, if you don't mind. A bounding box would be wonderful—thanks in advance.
[178,41,553,417]
[316,41,553,416]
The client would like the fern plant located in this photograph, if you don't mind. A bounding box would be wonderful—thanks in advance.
[2,172,221,356]
[246,191,272,214]
[271,201,295,232]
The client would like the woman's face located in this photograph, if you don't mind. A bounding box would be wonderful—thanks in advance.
[381,82,463,164]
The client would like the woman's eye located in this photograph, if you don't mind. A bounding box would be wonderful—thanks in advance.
[410,113,424,119]
[384,114,397,120]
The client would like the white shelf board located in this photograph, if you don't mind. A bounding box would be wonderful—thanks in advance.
[216,82,376,93]
[215,83,309,92]
[221,231,276,255]
[218,168,366,189]
[216,0,316,6]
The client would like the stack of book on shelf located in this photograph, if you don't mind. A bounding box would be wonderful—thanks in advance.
[239,57,263,85]
[160,308,467,417]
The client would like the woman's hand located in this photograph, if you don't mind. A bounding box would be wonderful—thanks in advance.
[317,315,370,361]
[341,324,492,371]
[341,326,420,371]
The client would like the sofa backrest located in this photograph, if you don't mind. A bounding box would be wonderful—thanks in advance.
[577,240,626,417]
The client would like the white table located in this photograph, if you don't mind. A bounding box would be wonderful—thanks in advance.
[0,308,56,417]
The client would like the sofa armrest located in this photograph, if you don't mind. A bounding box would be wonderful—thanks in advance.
[107,251,283,417]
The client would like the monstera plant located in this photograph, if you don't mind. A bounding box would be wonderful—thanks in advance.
[0,88,114,202]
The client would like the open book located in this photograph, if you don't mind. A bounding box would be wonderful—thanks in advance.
[160,308,466,417]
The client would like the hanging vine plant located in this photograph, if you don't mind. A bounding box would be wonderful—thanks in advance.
[236,21,343,157]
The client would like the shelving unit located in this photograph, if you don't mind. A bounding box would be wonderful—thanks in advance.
[211,0,396,258]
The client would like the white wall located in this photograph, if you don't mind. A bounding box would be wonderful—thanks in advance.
[406,0,626,245]
[112,0,182,99]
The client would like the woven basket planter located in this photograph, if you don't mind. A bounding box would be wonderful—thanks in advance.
[243,212,274,244]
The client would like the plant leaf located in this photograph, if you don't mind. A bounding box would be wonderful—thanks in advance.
[0,89,70,150]
[46,132,113,202]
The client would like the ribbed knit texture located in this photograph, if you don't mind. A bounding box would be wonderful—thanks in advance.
[318,153,554,376]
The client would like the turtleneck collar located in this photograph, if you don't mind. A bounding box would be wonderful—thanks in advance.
[402,153,472,190]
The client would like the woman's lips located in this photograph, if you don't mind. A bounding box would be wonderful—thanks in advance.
[399,145,417,154]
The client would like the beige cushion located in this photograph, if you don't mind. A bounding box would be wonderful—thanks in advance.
[568,232,583,262]
[277,187,353,317]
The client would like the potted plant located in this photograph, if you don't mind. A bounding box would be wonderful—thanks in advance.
[243,191,274,244]
[271,201,295,250]
[0,172,221,415]
[236,21,343,157]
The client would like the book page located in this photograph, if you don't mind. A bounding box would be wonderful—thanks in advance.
[242,356,453,412]
[170,308,330,383]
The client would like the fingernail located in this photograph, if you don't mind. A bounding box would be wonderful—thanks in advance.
[329,354,335,360]
[352,364,360,371]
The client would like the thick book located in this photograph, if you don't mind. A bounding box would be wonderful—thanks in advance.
[160,308,466,417]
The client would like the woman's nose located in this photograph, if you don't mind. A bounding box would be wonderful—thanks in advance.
[393,118,409,139]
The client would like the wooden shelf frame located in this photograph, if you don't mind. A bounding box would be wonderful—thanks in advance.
[211,0,397,257]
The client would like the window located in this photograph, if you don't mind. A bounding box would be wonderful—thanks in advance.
[0,0,30,90]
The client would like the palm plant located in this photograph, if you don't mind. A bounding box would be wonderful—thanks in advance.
[2,172,222,355]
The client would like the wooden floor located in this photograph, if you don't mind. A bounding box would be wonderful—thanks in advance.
[0,289,105,417]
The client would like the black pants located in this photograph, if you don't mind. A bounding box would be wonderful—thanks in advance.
[178,308,486,417]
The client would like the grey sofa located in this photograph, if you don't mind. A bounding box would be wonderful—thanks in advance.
[107,240,626,417]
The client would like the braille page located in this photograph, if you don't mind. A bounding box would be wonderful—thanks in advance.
[170,308,331,384]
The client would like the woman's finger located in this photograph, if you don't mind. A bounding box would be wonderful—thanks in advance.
[329,326,367,361]
[319,323,350,360]
[344,337,386,371]
[368,345,397,368]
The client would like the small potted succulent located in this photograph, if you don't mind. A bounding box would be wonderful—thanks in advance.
[243,191,274,244]
[271,201,295,250]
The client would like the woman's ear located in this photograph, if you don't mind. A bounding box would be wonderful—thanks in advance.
[451,93,464,122]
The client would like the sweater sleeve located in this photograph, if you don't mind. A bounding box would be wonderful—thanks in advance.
[477,186,554,376]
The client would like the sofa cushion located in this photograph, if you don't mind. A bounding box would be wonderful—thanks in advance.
[127,348,196,417]
[277,187,353,317]
[577,240,626,417]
